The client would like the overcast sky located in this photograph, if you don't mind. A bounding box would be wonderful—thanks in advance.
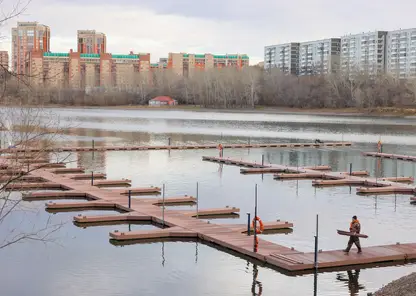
[1,0,416,64]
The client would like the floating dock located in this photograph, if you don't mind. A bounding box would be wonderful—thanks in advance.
[363,152,416,162]
[241,166,332,175]
[0,142,352,154]
[204,156,416,196]
[3,153,416,275]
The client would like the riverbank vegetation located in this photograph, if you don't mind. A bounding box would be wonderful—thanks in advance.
[2,65,416,112]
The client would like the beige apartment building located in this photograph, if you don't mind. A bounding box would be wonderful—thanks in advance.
[26,50,150,90]
[0,51,8,69]
[167,53,249,76]
[11,21,50,75]
[77,30,107,54]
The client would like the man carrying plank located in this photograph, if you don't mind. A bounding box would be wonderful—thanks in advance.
[343,215,362,254]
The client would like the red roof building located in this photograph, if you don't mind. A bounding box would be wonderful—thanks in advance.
[148,96,178,106]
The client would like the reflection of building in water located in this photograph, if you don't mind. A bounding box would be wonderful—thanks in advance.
[336,270,365,296]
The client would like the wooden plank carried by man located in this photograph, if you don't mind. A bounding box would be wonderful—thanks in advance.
[337,215,368,254]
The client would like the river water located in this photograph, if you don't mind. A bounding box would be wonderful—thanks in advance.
[1,108,416,296]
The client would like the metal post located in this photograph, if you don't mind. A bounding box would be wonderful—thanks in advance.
[168,137,171,147]
[314,214,319,270]
[128,189,131,209]
[247,212,251,236]
[253,184,258,252]
[349,163,352,176]
[196,182,199,219]
[91,171,94,186]
[248,137,251,146]
[162,183,165,227]
[92,139,95,159]
[261,154,264,166]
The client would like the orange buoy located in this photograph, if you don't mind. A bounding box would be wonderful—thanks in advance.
[252,216,264,234]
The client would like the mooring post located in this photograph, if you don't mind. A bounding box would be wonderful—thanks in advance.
[128,189,131,209]
[261,154,264,166]
[253,184,258,252]
[92,139,95,159]
[162,183,165,227]
[196,182,199,219]
[314,214,319,271]
[349,163,352,176]
[247,212,251,236]
[91,171,94,186]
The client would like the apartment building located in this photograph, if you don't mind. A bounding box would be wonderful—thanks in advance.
[264,43,300,75]
[26,50,150,89]
[150,58,168,70]
[167,53,249,76]
[340,31,387,77]
[77,30,106,54]
[298,38,341,75]
[386,28,416,78]
[0,51,8,69]
[11,21,50,74]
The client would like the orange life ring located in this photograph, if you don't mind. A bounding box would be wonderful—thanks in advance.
[218,144,223,150]
[252,216,264,234]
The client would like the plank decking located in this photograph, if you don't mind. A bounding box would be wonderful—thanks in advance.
[203,156,416,196]
[0,142,352,154]
[2,146,416,275]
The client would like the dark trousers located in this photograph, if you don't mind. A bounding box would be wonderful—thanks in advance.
[346,236,361,251]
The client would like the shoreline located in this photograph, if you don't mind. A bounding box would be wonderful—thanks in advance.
[3,103,416,117]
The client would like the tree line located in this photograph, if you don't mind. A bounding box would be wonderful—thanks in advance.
[2,66,416,109]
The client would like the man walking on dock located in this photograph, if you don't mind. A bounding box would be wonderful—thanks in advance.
[344,216,362,254]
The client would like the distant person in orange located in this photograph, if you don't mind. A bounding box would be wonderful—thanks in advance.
[343,215,362,254]
[218,144,223,157]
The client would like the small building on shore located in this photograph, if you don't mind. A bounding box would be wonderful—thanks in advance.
[148,96,178,106]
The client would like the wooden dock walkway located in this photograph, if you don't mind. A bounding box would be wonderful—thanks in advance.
[2,155,416,275]
[203,156,416,196]
[0,141,352,154]
[363,152,416,162]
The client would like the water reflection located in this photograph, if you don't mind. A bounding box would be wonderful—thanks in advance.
[336,270,365,296]
[251,264,263,296]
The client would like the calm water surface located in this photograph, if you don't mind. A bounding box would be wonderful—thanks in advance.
[1,108,416,296]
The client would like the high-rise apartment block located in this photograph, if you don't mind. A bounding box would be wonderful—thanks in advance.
[27,50,150,90]
[340,31,387,77]
[264,43,299,75]
[386,28,416,79]
[167,53,249,76]
[264,29,416,78]
[151,58,168,70]
[299,39,341,75]
[11,21,50,74]
[0,51,9,69]
[77,30,106,54]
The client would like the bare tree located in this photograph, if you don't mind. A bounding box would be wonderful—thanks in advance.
[0,3,73,249]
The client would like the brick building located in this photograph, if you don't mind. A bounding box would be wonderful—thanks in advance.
[11,21,50,75]
[167,53,249,76]
[26,50,150,90]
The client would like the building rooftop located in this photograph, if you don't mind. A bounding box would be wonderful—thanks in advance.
[43,52,139,59]
[181,53,249,59]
